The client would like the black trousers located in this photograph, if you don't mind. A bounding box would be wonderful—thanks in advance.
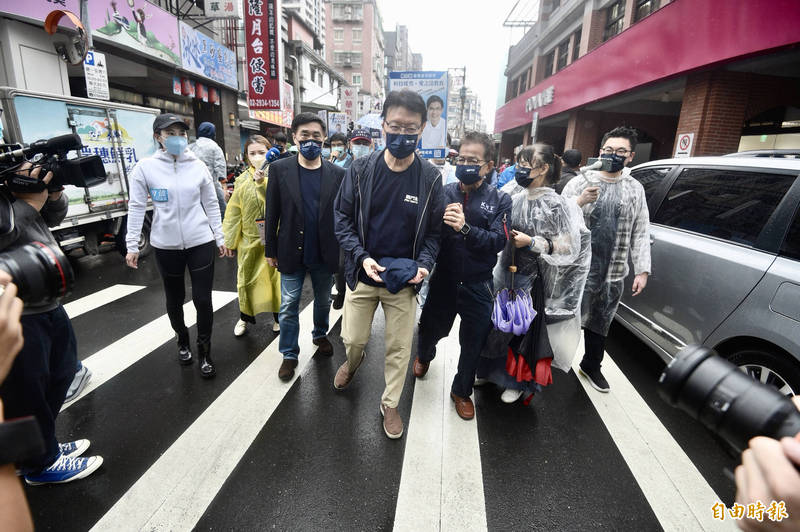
[417,271,494,398]
[154,241,216,344]
[0,306,77,473]
[581,328,606,371]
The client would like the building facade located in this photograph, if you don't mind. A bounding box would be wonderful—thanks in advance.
[0,1,242,161]
[283,0,326,45]
[324,0,385,115]
[494,0,800,163]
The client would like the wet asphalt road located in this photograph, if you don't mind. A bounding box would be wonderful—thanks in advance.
[19,247,739,531]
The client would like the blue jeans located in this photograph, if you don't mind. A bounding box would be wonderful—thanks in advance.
[279,264,334,360]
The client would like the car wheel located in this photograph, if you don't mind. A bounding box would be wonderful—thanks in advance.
[728,348,800,396]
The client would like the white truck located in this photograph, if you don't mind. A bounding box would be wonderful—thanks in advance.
[0,87,159,255]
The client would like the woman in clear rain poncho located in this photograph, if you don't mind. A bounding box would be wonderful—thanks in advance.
[223,135,281,336]
[478,143,591,404]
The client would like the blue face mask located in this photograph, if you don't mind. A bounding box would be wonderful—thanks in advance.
[386,133,418,159]
[351,144,371,160]
[600,153,627,173]
[321,147,331,158]
[299,139,322,160]
[163,135,187,156]
[455,164,484,185]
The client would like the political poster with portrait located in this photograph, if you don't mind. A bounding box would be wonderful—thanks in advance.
[328,113,347,137]
[388,71,448,158]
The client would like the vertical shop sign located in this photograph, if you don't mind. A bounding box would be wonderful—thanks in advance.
[245,0,281,110]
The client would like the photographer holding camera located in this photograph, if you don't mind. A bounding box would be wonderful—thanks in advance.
[0,162,102,485]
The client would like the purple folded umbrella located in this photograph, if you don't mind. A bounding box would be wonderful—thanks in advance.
[492,288,536,335]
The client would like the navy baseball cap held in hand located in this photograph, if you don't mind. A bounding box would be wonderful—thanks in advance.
[377,257,419,294]
[153,113,189,133]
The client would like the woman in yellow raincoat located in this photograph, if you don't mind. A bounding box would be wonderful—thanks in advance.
[223,135,281,336]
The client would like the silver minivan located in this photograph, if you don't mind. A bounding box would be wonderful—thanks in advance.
[615,156,800,395]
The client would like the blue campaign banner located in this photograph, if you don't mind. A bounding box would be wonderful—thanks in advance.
[388,71,448,158]
[179,22,237,89]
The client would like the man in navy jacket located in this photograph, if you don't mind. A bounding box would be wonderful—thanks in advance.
[414,131,512,420]
[333,90,444,439]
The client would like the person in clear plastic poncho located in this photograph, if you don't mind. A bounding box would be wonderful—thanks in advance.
[223,135,281,336]
[479,143,591,404]
[561,126,651,393]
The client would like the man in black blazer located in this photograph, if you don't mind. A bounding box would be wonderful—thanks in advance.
[265,113,345,381]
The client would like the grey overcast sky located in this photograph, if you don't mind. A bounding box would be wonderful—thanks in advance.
[377,0,528,133]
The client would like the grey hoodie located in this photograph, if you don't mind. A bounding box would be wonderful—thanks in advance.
[126,148,224,253]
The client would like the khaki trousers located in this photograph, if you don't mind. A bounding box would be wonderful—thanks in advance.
[341,282,417,408]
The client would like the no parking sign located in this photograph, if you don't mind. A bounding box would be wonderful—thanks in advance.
[675,132,694,157]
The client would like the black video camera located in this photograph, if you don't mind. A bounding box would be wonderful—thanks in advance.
[0,133,106,193]
[659,345,800,453]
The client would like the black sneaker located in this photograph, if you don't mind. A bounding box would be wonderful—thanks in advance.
[579,366,610,393]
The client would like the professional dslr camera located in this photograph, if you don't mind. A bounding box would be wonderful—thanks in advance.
[0,133,107,306]
[659,345,800,453]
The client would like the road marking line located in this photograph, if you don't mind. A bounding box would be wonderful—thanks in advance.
[572,341,735,532]
[90,305,342,532]
[63,284,146,319]
[394,318,488,532]
[62,291,237,411]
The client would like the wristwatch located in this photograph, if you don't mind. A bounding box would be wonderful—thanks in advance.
[460,223,471,235]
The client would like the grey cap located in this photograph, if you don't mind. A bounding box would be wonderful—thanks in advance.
[152,113,188,133]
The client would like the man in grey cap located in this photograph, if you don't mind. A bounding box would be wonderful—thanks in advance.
[189,121,227,219]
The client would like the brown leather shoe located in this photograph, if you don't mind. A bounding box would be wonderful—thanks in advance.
[333,351,365,390]
[450,392,475,420]
[412,357,430,378]
[380,403,404,439]
[278,359,298,381]
[313,336,334,356]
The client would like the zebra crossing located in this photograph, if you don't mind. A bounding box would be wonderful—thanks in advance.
[21,265,738,531]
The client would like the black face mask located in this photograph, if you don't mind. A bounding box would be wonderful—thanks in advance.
[600,153,627,173]
[514,167,533,188]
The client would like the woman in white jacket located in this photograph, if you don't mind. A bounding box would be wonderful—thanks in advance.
[125,113,232,378]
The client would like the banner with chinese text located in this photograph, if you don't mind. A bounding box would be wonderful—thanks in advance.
[245,0,281,110]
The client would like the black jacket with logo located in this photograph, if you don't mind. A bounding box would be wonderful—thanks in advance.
[436,181,512,284]
[334,149,444,291]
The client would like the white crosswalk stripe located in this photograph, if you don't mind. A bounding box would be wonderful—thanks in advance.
[61,290,237,410]
[572,340,736,532]
[63,284,146,319]
[395,317,488,532]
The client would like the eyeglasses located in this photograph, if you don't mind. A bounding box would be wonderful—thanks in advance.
[384,121,421,135]
[454,157,485,165]
[601,147,631,156]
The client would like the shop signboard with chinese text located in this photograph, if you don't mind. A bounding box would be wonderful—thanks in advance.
[388,71,448,158]
[249,81,294,128]
[204,0,240,18]
[245,0,281,110]
[179,21,237,89]
[341,86,358,124]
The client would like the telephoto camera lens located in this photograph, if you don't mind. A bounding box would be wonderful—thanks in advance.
[0,241,74,307]
[659,345,800,452]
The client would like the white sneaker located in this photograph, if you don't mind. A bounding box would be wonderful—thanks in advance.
[474,377,490,386]
[233,319,247,337]
[272,321,280,333]
[500,388,524,403]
